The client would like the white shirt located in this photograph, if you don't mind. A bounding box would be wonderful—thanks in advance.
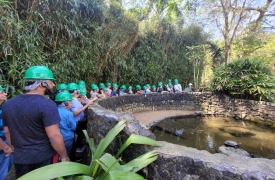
[174,84,182,92]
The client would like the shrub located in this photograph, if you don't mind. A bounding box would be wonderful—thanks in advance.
[211,57,275,101]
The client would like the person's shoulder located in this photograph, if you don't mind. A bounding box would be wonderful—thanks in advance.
[3,94,23,107]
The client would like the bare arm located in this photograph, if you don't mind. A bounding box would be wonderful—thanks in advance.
[45,124,69,162]
[4,126,13,150]
[73,97,97,116]
[0,137,12,156]
[3,126,13,156]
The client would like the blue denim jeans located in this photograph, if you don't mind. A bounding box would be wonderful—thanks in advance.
[64,138,74,157]
[0,152,13,180]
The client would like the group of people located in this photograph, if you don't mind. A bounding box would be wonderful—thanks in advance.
[0,66,97,179]
[70,78,195,99]
[0,65,195,179]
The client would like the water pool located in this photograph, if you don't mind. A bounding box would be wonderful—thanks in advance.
[151,116,275,159]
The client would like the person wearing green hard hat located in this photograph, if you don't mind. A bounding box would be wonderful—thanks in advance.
[135,84,142,94]
[2,66,69,178]
[78,80,86,93]
[142,85,148,94]
[90,83,105,99]
[128,86,134,95]
[166,79,172,91]
[157,82,163,93]
[68,82,97,161]
[111,83,118,97]
[102,87,109,97]
[106,82,112,96]
[151,85,156,92]
[56,83,67,93]
[98,82,105,89]
[167,83,174,93]
[78,89,89,105]
[145,84,151,94]
[119,85,126,96]
[55,92,76,158]
[90,84,99,98]
[174,78,182,93]
[0,85,13,180]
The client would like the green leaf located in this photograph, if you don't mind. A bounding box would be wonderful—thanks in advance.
[89,120,127,176]
[18,162,89,180]
[73,175,94,180]
[116,134,162,157]
[124,150,158,172]
[100,171,145,180]
[97,153,123,172]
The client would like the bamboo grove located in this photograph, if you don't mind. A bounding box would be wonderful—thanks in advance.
[0,0,218,95]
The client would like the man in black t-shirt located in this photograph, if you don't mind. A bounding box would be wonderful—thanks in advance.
[3,66,69,178]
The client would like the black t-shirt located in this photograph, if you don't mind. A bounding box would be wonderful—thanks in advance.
[2,94,61,164]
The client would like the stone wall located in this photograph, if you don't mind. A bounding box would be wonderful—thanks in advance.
[87,92,275,179]
[98,92,275,126]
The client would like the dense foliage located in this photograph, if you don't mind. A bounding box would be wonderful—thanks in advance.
[211,58,275,101]
[0,0,212,96]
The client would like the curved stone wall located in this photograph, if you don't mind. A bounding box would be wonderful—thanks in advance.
[87,92,275,179]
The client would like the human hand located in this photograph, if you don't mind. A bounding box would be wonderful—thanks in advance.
[90,97,98,102]
[60,155,70,162]
[4,145,13,156]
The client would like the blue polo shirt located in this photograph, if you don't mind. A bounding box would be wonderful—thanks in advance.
[57,106,76,141]
[70,97,84,123]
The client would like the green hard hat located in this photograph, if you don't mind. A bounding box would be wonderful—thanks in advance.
[112,83,118,88]
[168,79,172,82]
[24,66,56,80]
[146,84,150,87]
[120,85,126,89]
[67,82,79,91]
[174,79,178,83]
[136,85,141,89]
[152,85,156,89]
[143,85,147,90]
[103,87,108,92]
[91,84,99,90]
[99,82,105,88]
[79,84,86,89]
[57,83,67,90]
[80,90,87,96]
[78,80,85,85]
[0,85,5,90]
[106,82,111,86]
[55,92,73,101]
[128,86,132,90]
[158,82,163,86]
[168,83,172,87]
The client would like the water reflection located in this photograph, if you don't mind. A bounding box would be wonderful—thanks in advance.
[151,116,275,159]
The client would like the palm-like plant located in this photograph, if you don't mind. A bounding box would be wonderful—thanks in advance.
[18,120,161,180]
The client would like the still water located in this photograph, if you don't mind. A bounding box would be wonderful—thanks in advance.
[151,116,275,159]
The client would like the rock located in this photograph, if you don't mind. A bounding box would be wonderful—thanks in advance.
[219,145,251,158]
[224,140,238,148]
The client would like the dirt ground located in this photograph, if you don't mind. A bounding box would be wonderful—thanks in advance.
[132,110,198,126]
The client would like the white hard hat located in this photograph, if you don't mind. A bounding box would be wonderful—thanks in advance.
[188,83,192,86]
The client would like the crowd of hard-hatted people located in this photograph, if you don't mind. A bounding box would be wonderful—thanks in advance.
[0,65,195,179]
[62,78,195,100]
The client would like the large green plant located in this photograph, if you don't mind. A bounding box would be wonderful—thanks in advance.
[18,120,161,180]
[211,57,275,101]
